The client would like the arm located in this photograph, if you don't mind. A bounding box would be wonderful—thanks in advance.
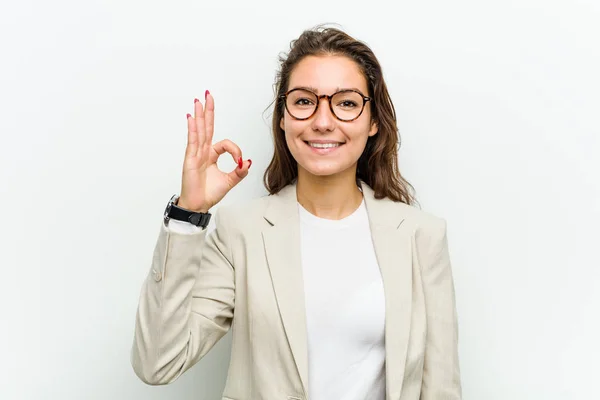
[418,218,462,399]
[131,209,235,385]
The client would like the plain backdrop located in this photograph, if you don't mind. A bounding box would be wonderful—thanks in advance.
[1,0,598,399]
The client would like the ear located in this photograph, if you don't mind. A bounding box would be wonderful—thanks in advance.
[368,120,378,137]
[280,117,285,132]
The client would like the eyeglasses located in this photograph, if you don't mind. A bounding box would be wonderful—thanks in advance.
[279,88,372,122]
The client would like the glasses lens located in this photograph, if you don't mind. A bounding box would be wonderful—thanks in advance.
[331,91,365,121]
[286,89,318,119]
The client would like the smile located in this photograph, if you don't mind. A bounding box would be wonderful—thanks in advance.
[304,141,344,154]
[307,142,341,149]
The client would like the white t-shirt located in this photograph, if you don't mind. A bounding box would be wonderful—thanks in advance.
[298,198,386,400]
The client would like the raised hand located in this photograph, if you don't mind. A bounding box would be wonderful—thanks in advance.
[178,91,251,213]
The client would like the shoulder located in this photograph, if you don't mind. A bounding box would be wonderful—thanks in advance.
[390,201,447,232]
[387,201,448,252]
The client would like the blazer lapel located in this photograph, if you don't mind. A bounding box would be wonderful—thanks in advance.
[262,181,413,400]
[361,181,413,400]
[262,183,309,395]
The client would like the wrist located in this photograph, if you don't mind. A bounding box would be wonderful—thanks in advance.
[176,198,210,214]
[164,194,212,229]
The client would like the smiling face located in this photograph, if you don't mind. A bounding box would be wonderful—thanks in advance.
[280,55,378,179]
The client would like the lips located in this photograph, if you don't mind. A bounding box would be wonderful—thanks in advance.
[304,141,345,147]
[303,140,344,154]
[307,142,341,148]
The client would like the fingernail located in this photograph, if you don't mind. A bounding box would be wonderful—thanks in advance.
[248,159,252,169]
[205,90,210,100]
[194,98,199,103]
[186,113,191,119]
[238,157,243,169]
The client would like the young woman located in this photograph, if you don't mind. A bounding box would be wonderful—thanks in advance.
[132,26,462,400]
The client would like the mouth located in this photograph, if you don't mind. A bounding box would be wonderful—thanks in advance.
[303,140,345,154]
[304,141,345,148]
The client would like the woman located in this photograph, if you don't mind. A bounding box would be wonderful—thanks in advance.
[131,26,462,400]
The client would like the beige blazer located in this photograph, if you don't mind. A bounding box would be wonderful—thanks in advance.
[131,180,462,400]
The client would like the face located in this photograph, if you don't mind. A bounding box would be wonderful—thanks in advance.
[280,55,378,178]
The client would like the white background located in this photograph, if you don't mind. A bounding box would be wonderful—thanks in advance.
[1,0,598,399]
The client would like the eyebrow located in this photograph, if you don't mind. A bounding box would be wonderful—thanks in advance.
[291,86,366,94]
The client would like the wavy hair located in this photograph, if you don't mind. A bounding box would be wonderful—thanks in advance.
[263,25,416,205]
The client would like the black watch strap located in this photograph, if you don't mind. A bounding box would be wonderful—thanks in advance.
[164,195,212,228]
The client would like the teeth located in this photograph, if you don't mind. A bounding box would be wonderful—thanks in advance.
[308,142,341,149]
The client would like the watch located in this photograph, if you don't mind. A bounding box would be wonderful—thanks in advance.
[163,194,212,229]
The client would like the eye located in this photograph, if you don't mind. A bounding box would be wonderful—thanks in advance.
[337,100,358,108]
[294,98,315,106]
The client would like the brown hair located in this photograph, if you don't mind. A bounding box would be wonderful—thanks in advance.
[263,25,416,205]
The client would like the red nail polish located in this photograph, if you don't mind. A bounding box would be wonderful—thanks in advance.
[186,113,191,118]
[194,98,199,103]
[205,90,210,99]
[248,159,252,169]
[238,157,243,169]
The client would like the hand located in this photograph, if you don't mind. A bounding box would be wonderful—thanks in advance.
[178,91,251,213]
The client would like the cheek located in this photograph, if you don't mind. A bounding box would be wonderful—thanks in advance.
[346,121,373,142]
[283,127,301,153]
[283,117,309,138]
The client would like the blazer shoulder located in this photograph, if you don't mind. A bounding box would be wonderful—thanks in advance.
[394,201,446,231]
[389,202,450,266]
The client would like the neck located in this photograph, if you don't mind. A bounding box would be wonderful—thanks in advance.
[296,167,363,220]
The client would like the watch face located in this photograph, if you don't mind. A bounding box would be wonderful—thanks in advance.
[164,195,178,222]
[163,203,171,223]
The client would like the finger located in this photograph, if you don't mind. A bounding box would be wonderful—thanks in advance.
[194,97,206,151]
[227,159,251,188]
[212,139,242,166]
[204,90,215,144]
[185,110,197,158]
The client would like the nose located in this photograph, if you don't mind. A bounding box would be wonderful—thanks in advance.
[310,97,336,132]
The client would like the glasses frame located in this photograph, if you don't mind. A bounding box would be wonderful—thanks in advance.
[279,88,372,122]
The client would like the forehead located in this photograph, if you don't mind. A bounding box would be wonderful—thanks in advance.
[288,55,368,94]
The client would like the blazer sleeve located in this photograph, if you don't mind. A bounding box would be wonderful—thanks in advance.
[417,218,462,400]
[131,208,235,385]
